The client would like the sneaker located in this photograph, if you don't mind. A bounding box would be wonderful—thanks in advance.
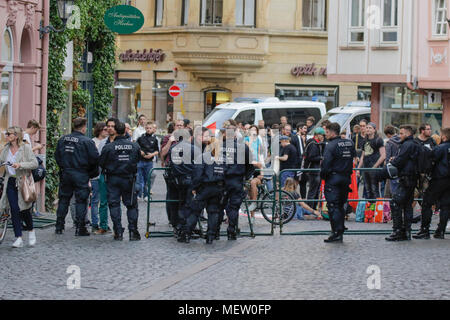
[143,197,148,202]
[247,202,257,212]
[32,211,43,218]
[28,230,36,246]
[94,228,108,235]
[12,237,23,248]
[91,225,100,232]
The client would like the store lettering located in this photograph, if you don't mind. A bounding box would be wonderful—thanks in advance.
[119,49,165,63]
[291,63,327,77]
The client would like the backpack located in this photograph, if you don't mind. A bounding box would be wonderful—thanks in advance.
[32,156,46,182]
[414,141,434,175]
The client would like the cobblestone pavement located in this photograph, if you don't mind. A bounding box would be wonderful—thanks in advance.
[0,171,449,300]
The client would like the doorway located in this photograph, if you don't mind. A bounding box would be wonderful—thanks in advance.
[204,89,231,117]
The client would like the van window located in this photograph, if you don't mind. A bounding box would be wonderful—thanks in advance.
[262,108,322,127]
[203,108,237,129]
[350,114,371,132]
[234,110,255,125]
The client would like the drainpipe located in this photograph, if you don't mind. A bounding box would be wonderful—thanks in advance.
[40,0,50,211]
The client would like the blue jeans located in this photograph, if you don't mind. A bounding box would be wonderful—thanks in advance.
[6,177,33,237]
[295,204,313,220]
[137,161,154,198]
[280,171,295,189]
[89,179,100,227]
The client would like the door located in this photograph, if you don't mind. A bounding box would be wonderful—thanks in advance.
[204,89,231,117]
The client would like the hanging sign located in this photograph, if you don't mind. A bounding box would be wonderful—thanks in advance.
[104,5,145,34]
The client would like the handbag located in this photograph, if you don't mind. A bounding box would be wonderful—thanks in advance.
[19,150,37,203]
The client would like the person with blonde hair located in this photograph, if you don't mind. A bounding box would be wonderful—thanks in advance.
[282,178,321,220]
[0,126,38,248]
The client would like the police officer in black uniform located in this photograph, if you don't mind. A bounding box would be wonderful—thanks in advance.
[99,121,141,241]
[55,118,99,236]
[385,125,420,242]
[187,138,225,244]
[320,122,356,243]
[168,127,200,243]
[413,127,450,239]
[219,123,254,240]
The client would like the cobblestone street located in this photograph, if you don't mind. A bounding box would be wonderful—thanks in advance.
[0,172,449,300]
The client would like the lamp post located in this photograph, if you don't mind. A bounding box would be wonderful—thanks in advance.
[39,0,74,39]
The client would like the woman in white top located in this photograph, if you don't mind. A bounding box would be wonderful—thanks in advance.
[0,126,38,248]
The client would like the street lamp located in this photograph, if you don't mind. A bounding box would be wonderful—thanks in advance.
[39,0,74,39]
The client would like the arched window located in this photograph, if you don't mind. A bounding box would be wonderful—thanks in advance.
[1,28,14,143]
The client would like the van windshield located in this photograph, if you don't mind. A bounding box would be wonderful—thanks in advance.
[312,112,351,132]
[203,108,237,129]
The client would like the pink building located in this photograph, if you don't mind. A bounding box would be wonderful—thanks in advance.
[328,0,450,132]
[0,0,50,210]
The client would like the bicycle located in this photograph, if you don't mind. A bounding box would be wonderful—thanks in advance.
[0,162,11,244]
[241,176,297,225]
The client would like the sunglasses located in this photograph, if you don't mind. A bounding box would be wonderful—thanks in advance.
[4,132,15,136]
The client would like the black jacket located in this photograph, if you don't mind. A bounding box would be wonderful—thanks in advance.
[304,138,324,169]
[99,135,141,177]
[431,141,450,179]
[168,140,200,177]
[220,138,253,178]
[55,131,99,176]
[290,134,305,168]
[320,137,356,180]
[192,152,225,191]
[137,133,159,162]
[390,135,420,177]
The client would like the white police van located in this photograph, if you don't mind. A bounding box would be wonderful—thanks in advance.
[310,101,371,138]
[203,97,326,130]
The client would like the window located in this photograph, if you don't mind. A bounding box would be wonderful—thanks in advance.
[236,0,255,27]
[275,85,339,111]
[235,110,255,125]
[381,0,398,42]
[200,0,223,25]
[433,0,448,36]
[1,29,13,145]
[349,0,365,43]
[181,0,189,25]
[262,108,322,128]
[121,0,132,4]
[155,0,164,27]
[302,0,326,31]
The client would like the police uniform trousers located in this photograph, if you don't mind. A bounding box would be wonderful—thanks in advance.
[106,175,139,233]
[391,176,417,232]
[163,174,180,227]
[175,175,194,231]
[421,178,450,232]
[324,173,351,235]
[56,169,90,229]
[222,175,245,233]
[187,183,224,236]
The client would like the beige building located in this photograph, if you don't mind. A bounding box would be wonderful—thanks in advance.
[115,0,369,128]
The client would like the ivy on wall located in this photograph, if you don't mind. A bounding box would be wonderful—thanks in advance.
[46,0,119,211]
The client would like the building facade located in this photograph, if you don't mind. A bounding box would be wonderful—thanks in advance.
[115,0,368,129]
[328,0,449,133]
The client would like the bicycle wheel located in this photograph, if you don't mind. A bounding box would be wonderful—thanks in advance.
[261,190,297,225]
[0,212,9,244]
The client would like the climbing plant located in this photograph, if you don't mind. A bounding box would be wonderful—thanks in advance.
[46,0,119,211]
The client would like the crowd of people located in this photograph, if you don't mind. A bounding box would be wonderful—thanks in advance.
[1,111,449,247]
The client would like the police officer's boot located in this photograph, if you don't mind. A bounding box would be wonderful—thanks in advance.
[129,230,141,241]
[113,227,124,241]
[55,217,65,234]
[75,223,90,236]
[206,235,214,244]
[433,209,448,239]
[227,226,237,240]
[324,232,343,243]
[177,230,190,243]
[413,227,430,239]
[385,208,404,242]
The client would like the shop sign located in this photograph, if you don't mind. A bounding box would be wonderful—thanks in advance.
[104,5,144,34]
[291,63,327,77]
[119,49,166,63]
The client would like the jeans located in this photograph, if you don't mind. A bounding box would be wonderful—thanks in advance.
[307,173,321,210]
[363,172,380,203]
[6,177,33,238]
[295,204,313,220]
[137,161,154,198]
[98,174,109,230]
[89,179,100,227]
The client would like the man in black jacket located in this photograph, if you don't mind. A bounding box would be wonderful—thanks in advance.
[413,127,450,239]
[136,121,159,200]
[386,125,420,242]
[100,121,141,241]
[55,118,99,236]
[304,127,326,210]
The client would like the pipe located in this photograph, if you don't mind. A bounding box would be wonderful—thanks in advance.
[406,82,427,96]
[40,0,50,211]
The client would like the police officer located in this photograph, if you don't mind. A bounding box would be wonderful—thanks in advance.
[321,122,356,243]
[413,127,450,239]
[55,118,99,236]
[219,123,254,240]
[187,139,225,244]
[99,121,141,241]
[168,127,200,243]
[385,125,420,242]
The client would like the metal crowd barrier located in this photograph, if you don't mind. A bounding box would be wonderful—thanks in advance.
[144,167,276,239]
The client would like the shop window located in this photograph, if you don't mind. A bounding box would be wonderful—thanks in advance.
[349,0,365,44]
[153,80,174,129]
[275,85,339,111]
[381,0,398,43]
[302,0,326,31]
[181,0,189,25]
[204,89,231,117]
[115,80,141,125]
[381,85,442,134]
[433,0,448,36]
[200,0,223,25]
[236,0,256,27]
[357,86,372,101]
[155,0,164,27]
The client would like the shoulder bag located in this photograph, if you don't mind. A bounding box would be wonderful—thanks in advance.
[19,148,37,203]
